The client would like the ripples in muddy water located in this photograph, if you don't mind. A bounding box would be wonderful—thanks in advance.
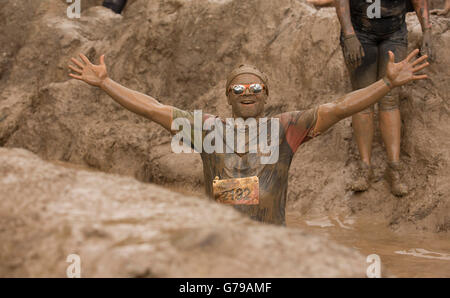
[286,213,450,277]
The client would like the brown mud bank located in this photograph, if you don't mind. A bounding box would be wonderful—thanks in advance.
[0,148,366,277]
[0,0,448,246]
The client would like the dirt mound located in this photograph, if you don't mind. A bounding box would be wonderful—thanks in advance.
[0,147,366,277]
[0,0,448,237]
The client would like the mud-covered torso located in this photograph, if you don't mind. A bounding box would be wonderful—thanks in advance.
[349,0,411,34]
[201,119,294,225]
[172,108,318,226]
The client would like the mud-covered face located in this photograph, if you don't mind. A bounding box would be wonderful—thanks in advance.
[227,74,267,119]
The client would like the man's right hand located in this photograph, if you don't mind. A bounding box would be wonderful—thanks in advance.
[68,54,108,87]
[342,34,365,69]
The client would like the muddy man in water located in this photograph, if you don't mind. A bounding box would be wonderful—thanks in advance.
[68,48,429,225]
[334,0,433,196]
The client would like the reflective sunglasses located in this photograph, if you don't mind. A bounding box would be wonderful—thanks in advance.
[228,83,265,95]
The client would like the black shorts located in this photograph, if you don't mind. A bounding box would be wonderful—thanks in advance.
[103,0,127,14]
[340,22,408,111]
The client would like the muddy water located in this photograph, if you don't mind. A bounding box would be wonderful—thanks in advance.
[286,212,450,277]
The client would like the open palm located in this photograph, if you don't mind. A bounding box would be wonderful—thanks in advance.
[68,54,108,87]
[386,49,429,87]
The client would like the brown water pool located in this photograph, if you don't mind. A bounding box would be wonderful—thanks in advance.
[287,212,450,277]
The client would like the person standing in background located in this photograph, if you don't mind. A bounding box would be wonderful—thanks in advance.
[334,0,433,196]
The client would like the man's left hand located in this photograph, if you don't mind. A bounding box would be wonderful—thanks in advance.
[385,49,429,88]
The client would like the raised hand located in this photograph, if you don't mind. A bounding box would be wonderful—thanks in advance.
[385,49,429,88]
[68,54,108,87]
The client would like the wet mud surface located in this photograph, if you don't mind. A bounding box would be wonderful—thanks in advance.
[287,212,450,277]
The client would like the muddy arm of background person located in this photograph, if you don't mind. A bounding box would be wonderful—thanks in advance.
[312,49,429,135]
[411,0,433,59]
[334,0,365,68]
[411,0,432,31]
[334,0,355,36]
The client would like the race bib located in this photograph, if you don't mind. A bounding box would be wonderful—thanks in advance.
[212,176,259,205]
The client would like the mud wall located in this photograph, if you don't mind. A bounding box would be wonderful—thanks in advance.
[0,148,366,277]
[0,0,448,234]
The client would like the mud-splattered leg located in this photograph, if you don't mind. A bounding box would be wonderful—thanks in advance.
[377,42,406,164]
[345,34,378,191]
[378,34,408,196]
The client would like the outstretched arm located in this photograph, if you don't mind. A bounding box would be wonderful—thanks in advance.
[313,49,429,135]
[68,54,173,132]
